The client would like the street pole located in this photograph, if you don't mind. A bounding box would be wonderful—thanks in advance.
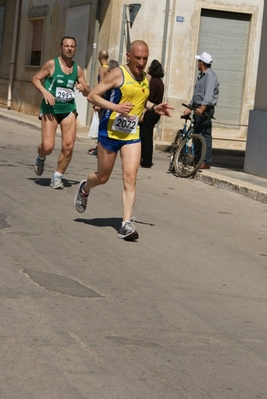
[119,4,127,64]
[159,0,175,141]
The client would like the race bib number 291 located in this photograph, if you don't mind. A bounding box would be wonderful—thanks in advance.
[112,114,138,134]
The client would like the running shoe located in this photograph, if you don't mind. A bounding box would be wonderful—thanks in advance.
[34,156,46,176]
[50,176,64,189]
[118,219,139,240]
[88,148,97,156]
[74,180,88,213]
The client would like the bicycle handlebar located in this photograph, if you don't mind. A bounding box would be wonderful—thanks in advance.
[181,103,215,119]
[182,102,195,110]
[181,114,191,120]
[180,103,194,120]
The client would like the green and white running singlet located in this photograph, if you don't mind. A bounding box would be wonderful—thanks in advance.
[40,57,78,115]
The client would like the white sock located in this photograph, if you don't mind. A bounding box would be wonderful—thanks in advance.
[53,171,63,178]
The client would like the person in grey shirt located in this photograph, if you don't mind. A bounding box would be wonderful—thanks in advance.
[184,51,219,169]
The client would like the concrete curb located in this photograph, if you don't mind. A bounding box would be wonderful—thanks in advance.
[194,172,267,204]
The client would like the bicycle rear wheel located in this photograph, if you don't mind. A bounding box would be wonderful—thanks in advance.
[173,133,206,178]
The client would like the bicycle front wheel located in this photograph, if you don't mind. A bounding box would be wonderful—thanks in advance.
[168,129,183,172]
[173,133,206,178]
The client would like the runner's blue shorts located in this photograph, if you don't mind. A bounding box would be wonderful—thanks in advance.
[98,136,141,153]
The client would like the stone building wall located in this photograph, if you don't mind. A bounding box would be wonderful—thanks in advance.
[0,0,264,149]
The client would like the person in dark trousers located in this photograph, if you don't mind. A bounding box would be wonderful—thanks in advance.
[140,59,165,168]
[184,51,219,169]
[88,59,120,156]
[88,49,110,156]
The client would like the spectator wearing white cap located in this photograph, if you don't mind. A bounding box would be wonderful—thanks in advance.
[184,51,219,169]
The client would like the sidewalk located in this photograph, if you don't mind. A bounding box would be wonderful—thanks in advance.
[1,107,267,204]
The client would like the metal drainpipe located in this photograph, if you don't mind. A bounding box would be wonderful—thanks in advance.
[7,0,21,110]
[161,0,171,68]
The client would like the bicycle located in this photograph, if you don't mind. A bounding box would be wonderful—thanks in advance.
[168,103,207,178]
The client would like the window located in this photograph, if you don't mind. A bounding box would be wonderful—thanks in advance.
[30,19,44,65]
[0,6,5,57]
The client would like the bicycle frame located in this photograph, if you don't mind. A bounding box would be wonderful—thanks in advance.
[183,116,198,156]
[174,114,196,157]
[169,103,207,177]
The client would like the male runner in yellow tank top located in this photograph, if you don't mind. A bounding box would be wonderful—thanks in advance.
[97,49,109,82]
[74,40,174,240]
[32,36,90,189]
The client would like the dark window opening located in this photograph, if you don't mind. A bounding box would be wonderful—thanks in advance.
[31,19,44,66]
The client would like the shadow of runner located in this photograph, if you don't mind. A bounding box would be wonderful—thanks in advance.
[211,149,245,171]
[74,217,156,232]
[28,177,80,187]
[74,217,121,232]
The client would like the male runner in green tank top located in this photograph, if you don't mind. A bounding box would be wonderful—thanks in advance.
[32,36,90,189]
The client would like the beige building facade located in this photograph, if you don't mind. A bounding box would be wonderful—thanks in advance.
[0,0,264,150]
[244,1,267,177]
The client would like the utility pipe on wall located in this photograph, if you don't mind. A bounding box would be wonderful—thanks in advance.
[7,0,21,110]
[161,0,171,68]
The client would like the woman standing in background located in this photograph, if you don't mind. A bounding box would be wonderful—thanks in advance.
[140,59,165,168]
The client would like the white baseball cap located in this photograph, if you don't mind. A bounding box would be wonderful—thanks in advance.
[195,52,212,64]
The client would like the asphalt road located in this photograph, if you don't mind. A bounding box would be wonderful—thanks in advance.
[1,119,267,399]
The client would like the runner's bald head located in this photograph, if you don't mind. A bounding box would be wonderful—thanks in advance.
[98,49,109,60]
[129,40,148,53]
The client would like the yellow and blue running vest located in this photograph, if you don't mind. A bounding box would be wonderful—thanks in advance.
[99,66,150,141]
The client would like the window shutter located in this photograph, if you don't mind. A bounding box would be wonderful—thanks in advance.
[31,19,44,65]
[32,19,43,51]
[197,10,251,126]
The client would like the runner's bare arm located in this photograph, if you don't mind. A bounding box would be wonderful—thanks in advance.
[76,66,90,96]
[87,68,134,114]
[31,59,56,106]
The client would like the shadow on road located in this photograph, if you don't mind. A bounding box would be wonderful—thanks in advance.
[212,149,245,171]
[74,217,121,231]
[28,177,80,187]
[74,218,156,230]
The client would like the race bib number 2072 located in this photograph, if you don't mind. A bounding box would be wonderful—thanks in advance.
[112,114,138,134]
